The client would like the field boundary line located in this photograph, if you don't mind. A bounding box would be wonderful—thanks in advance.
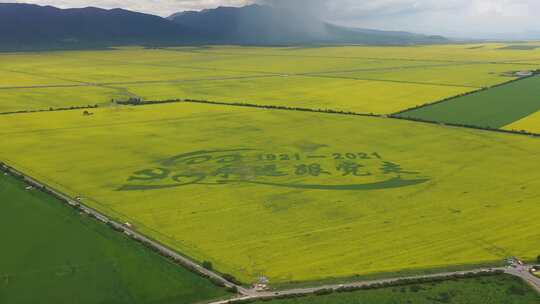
[165,47,540,66]
[0,104,100,116]
[0,84,89,90]
[300,73,481,89]
[117,98,540,138]
[72,48,535,80]
[388,115,540,138]
[0,162,250,296]
[296,61,497,78]
[2,95,539,139]
[0,74,283,91]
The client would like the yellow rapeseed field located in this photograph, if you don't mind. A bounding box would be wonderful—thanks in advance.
[0,102,538,284]
[1,43,539,114]
[504,110,540,133]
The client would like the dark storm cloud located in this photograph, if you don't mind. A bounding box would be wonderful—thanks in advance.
[256,0,540,37]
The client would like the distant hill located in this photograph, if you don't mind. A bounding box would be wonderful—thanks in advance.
[0,3,447,51]
[168,4,447,45]
[168,4,327,45]
[0,3,191,50]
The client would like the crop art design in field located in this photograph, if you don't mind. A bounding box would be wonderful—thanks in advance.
[118,149,429,191]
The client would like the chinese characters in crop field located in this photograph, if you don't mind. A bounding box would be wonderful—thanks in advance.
[119,148,429,191]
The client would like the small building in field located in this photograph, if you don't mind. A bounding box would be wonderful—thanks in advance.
[252,276,270,291]
[515,71,533,77]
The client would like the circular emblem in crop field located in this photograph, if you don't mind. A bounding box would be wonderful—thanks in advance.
[118,148,429,191]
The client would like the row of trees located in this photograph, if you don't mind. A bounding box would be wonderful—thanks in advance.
[117,97,380,118]
[0,104,99,116]
[390,114,540,137]
[118,96,540,138]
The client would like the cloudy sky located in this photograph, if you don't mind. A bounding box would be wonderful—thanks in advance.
[4,0,540,38]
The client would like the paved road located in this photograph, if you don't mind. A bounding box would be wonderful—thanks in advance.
[505,264,540,293]
[211,264,540,303]
[210,267,509,303]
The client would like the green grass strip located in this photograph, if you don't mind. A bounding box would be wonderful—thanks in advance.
[0,172,229,304]
[397,75,540,129]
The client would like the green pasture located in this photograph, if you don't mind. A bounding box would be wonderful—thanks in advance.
[397,75,540,129]
[0,172,229,303]
[0,102,539,284]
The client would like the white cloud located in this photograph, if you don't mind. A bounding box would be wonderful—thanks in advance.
[4,0,252,16]
[322,0,540,37]
[3,0,540,37]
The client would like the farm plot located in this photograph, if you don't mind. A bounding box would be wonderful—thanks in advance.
[0,86,125,114]
[1,56,254,84]
[397,75,540,130]
[0,70,78,87]
[0,102,539,284]
[2,44,540,114]
[314,63,539,88]
[115,76,472,114]
[0,172,229,304]
[189,43,540,64]
[157,48,441,75]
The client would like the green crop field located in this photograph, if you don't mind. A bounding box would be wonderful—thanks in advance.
[0,173,229,303]
[252,275,540,304]
[1,43,540,115]
[0,102,539,284]
[397,75,540,130]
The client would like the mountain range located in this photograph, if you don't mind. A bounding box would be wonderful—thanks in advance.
[0,3,447,51]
